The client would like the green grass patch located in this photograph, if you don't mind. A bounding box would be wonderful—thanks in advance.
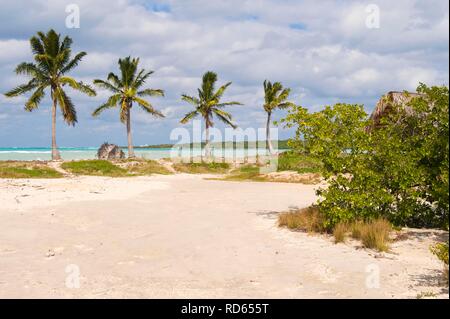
[117,159,172,175]
[173,162,230,174]
[221,165,267,182]
[277,151,323,173]
[61,160,129,177]
[0,162,62,179]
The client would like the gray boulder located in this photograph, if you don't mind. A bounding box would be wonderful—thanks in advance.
[97,142,125,160]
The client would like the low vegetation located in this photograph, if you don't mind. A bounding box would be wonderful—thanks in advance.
[0,162,62,179]
[219,152,323,183]
[278,206,326,233]
[280,84,449,230]
[277,151,322,173]
[173,162,230,174]
[61,160,129,177]
[278,206,393,252]
[115,159,172,175]
[430,242,449,284]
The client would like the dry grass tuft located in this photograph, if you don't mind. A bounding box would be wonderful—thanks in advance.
[278,206,326,233]
[357,219,392,252]
[333,222,348,243]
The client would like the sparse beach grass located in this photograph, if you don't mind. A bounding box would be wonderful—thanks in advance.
[114,159,172,175]
[173,162,230,174]
[0,161,62,179]
[277,151,323,173]
[61,160,130,177]
[278,206,393,252]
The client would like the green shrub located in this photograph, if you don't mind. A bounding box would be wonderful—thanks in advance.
[280,84,449,230]
[277,151,322,173]
[430,242,449,283]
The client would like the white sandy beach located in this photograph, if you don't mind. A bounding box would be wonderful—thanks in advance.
[0,174,448,298]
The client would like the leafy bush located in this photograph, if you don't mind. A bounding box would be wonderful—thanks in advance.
[277,151,322,173]
[280,84,449,229]
[430,242,449,283]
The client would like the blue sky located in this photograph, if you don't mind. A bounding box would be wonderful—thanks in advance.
[0,0,448,147]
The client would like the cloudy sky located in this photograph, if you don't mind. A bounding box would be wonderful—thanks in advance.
[0,0,448,147]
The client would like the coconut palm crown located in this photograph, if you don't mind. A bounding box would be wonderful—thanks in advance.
[180,71,242,157]
[92,56,165,158]
[4,29,96,160]
[263,80,295,154]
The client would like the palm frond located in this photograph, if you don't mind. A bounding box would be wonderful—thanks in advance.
[54,86,77,125]
[92,94,122,117]
[212,82,231,101]
[4,80,39,97]
[60,51,86,74]
[107,72,122,88]
[134,97,164,118]
[60,76,96,96]
[181,94,200,106]
[180,110,199,124]
[137,88,164,97]
[93,79,121,93]
[25,86,45,111]
[213,108,237,129]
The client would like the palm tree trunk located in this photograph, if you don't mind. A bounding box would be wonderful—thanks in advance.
[204,120,211,159]
[126,107,135,158]
[266,112,275,154]
[51,90,61,161]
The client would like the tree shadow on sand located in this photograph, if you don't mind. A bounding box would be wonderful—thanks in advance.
[248,206,301,220]
[409,268,449,295]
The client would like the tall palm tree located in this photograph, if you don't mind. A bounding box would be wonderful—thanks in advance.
[263,80,295,154]
[4,29,96,160]
[180,71,242,157]
[92,57,165,158]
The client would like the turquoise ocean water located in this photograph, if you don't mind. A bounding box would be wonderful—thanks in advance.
[0,147,275,161]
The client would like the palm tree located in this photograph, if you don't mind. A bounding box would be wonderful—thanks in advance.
[180,71,242,157]
[4,29,96,160]
[92,57,165,158]
[263,80,295,154]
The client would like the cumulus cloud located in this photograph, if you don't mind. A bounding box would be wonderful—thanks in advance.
[0,0,448,147]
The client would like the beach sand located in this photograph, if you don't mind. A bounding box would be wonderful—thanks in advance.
[0,174,448,298]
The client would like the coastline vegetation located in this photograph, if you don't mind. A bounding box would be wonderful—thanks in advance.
[0,162,62,179]
[60,159,171,177]
[280,84,449,231]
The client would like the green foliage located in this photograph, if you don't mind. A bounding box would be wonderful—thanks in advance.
[0,162,62,179]
[180,71,242,129]
[4,29,95,124]
[277,151,323,173]
[281,84,449,229]
[92,56,165,122]
[430,242,449,266]
[430,241,449,283]
[61,160,129,177]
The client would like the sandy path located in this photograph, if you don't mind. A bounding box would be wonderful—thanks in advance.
[0,174,448,298]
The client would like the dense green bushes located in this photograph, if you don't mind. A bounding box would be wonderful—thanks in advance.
[281,84,449,230]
